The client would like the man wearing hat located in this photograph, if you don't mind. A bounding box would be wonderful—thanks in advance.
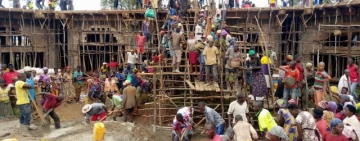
[122,80,137,122]
[82,103,108,123]
[2,64,18,86]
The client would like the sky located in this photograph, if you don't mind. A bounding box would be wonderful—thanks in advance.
[1,0,271,10]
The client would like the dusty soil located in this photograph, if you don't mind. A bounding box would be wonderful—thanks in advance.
[0,102,208,141]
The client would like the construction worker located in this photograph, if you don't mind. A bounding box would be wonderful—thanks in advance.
[38,92,64,129]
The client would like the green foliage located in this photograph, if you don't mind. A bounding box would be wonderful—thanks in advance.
[100,0,136,10]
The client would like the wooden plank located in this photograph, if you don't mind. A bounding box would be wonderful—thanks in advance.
[186,80,195,90]
[198,81,205,91]
[195,80,200,91]
[203,83,212,91]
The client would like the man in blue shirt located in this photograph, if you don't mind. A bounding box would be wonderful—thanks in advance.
[73,66,83,102]
[25,71,36,103]
[115,68,124,92]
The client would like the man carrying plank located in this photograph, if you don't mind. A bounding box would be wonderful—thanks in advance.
[38,92,64,129]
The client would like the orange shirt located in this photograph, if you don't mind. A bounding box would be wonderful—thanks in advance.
[284,66,300,88]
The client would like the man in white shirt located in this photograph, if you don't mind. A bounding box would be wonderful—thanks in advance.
[127,50,138,70]
[227,93,249,126]
[338,69,350,94]
[195,21,203,41]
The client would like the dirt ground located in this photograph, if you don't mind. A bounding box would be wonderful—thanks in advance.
[0,102,208,141]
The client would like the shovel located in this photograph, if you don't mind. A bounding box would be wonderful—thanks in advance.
[41,109,54,132]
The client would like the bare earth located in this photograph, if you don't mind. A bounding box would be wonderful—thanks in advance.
[0,102,208,141]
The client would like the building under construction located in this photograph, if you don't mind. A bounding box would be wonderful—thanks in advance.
[1,1,360,127]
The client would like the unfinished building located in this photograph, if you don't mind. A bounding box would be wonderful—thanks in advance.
[0,1,360,127]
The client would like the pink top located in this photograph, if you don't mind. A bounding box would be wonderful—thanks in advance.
[347,64,358,82]
[136,35,146,48]
[209,135,223,141]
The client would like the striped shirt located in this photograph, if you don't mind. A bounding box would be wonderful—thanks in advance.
[314,70,331,91]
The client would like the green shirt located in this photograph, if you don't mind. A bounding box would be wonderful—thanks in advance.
[112,95,122,109]
[73,71,83,85]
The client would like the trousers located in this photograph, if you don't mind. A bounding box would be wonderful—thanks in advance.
[18,103,31,125]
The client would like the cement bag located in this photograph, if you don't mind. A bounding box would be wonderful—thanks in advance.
[145,9,155,19]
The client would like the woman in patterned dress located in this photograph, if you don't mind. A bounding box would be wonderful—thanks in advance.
[246,50,268,99]
[288,103,322,141]
[275,99,298,141]
[61,66,75,103]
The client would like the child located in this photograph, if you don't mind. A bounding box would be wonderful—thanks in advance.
[0,79,13,118]
[280,61,301,106]
[314,62,331,107]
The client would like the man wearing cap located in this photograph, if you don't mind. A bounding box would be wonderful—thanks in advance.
[15,73,34,136]
[122,80,137,122]
[203,35,220,86]
[3,64,18,86]
[83,103,107,123]
[171,27,184,73]
[38,92,64,129]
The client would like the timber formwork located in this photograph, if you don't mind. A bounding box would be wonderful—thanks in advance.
[1,1,360,128]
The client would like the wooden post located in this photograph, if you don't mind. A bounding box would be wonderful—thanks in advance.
[347,28,352,58]
[152,73,157,132]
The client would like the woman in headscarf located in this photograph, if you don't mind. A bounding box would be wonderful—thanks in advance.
[275,99,298,141]
[322,118,348,141]
[39,67,51,92]
[265,126,290,141]
[246,50,268,99]
[61,66,75,103]
[318,100,335,130]
[340,95,355,113]
[343,104,360,141]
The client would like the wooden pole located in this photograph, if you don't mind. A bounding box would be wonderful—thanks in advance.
[254,16,275,111]
[152,73,157,132]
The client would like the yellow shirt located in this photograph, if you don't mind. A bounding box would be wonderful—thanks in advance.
[257,109,277,131]
[260,56,273,65]
[15,81,30,105]
[101,66,107,73]
[202,46,219,65]
[0,86,11,102]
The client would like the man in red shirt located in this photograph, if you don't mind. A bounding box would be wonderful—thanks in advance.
[347,58,359,102]
[204,122,223,141]
[2,64,18,86]
[136,32,146,63]
[108,58,119,74]
[39,92,64,129]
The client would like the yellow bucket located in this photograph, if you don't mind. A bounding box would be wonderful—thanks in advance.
[93,122,105,141]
